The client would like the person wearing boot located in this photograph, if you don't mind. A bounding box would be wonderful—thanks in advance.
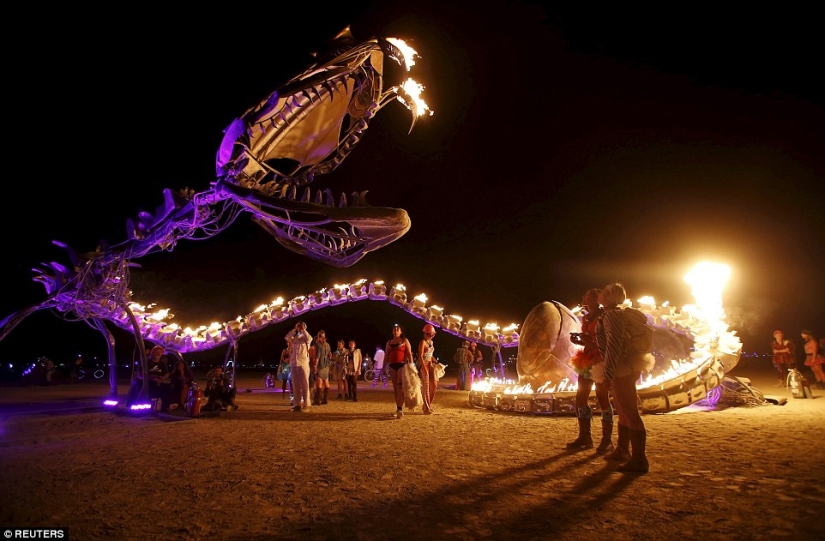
[595,283,654,473]
[345,339,362,402]
[311,330,332,405]
[567,288,614,454]
[332,340,348,400]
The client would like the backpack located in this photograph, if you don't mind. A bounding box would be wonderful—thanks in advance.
[622,307,653,356]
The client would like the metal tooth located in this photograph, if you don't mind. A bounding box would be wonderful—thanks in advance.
[301,187,311,203]
[278,184,289,198]
[288,186,297,200]
[338,193,348,208]
[322,189,334,206]
[313,190,324,204]
[350,192,363,206]
[336,228,348,250]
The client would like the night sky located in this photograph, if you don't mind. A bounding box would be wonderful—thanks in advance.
[2,3,823,368]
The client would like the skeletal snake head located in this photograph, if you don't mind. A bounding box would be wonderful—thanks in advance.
[214,27,428,267]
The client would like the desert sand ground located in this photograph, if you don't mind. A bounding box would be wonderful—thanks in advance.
[1,360,823,541]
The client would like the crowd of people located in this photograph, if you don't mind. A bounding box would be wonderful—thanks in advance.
[269,320,447,415]
[121,284,824,476]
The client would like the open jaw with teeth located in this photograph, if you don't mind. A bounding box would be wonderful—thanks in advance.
[213,29,428,267]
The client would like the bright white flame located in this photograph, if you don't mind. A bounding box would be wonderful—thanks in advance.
[385,38,433,117]
[684,261,731,340]
[399,79,433,117]
[386,38,418,70]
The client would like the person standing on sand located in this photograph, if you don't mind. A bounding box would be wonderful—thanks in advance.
[801,330,825,389]
[278,340,293,402]
[345,339,362,402]
[770,330,796,387]
[567,287,614,454]
[332,339,348,400]
[468,341,484,387]
[418,324,438,414]
[595,283,652,474]
[372,345,387,387]
[454,341,473,391]
[386,324,414,419]
[286,321,312,412]
[311,330,332,405]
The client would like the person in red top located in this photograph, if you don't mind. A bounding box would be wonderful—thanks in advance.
[386,324,414,419]
[770,330,796,387]
[567,288,614,454]
[801,330,825,389]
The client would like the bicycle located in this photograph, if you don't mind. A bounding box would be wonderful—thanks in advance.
[69,366,85,384]
[362,360,387,385]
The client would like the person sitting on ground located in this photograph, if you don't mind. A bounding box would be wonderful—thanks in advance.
[167,352,194,410]
[203,366,239,411]
[125,345,175,411]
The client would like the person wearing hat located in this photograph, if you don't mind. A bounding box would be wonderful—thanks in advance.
[801,330,825,389]
[418,324,439,414]
[453,341,473,390]
[770,330,796,387]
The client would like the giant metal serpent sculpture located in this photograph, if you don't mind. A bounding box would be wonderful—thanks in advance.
[0,28,740,413]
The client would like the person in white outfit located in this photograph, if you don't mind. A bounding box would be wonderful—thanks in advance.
[372,346,387,387]
[286,321,313,412]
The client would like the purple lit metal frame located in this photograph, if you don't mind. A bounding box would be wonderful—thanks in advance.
[0,28,428,407]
